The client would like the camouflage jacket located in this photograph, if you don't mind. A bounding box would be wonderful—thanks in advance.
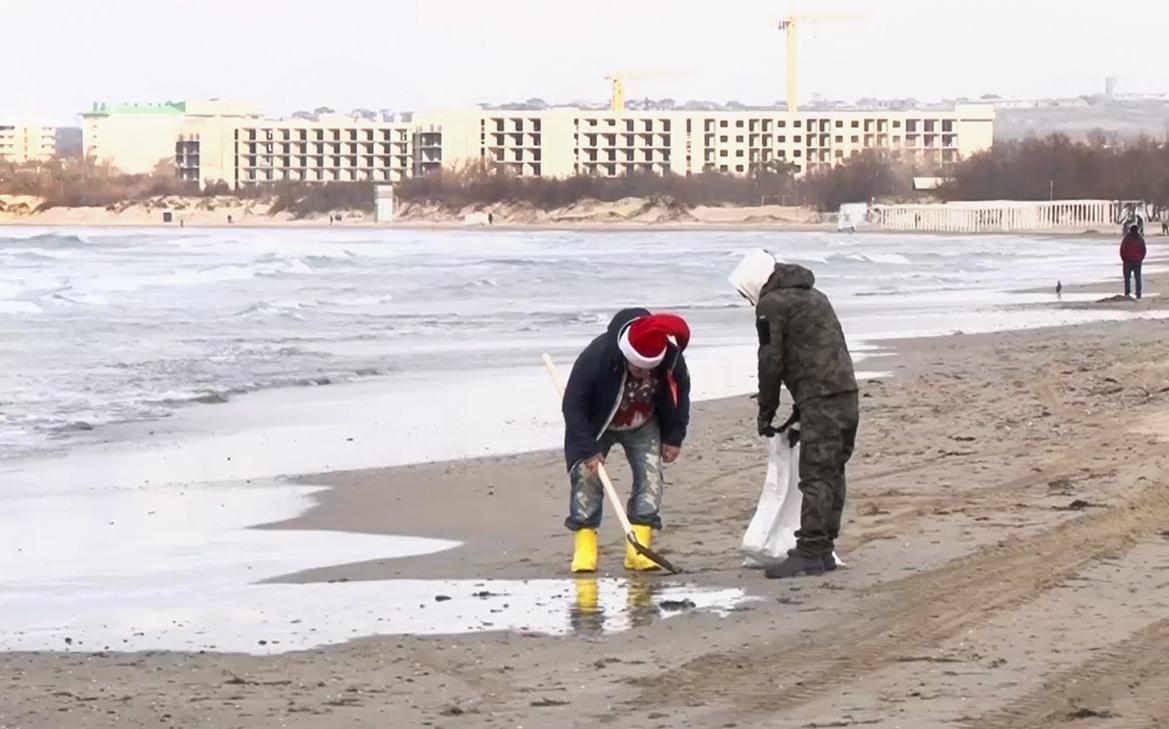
[755,263,857,417]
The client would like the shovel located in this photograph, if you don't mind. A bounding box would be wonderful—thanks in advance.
[541,353,681,574]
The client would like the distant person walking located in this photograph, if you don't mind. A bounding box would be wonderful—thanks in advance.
[1120,224,1147,300]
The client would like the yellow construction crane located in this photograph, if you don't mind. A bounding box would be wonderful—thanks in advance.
[605,73,628,113]
[604,69,691,112]
[776,11,867,113]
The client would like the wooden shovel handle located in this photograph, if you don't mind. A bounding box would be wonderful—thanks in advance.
[541,353,637,538]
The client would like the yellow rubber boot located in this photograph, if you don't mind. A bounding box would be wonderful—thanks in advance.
[624,524,662,571]
[571,528,598,573]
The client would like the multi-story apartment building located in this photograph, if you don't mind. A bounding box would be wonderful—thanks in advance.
[418,104,995,179]
[84,99,995,188]
[82,100,261,174]
[0,123,56,163]
[83,101,191,174]
[176,115,418,188]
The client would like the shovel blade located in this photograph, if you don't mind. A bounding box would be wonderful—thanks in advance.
[627,534,681,574]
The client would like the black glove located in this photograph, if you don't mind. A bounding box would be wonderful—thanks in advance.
[786,427,801,447]
[757,409,777,437]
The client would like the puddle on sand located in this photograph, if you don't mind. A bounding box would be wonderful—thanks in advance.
[0,477,753,655]
[564,578,753,636]
[0,577,754,655]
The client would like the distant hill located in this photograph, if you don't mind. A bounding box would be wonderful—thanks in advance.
[996,103,1169,141]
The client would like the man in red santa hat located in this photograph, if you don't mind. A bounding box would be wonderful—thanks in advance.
[560,308,691,572]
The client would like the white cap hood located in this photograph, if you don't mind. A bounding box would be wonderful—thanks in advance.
[728,249,778,306]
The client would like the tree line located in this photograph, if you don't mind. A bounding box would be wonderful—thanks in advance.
[0,158,373,218]
[3,133,1166,216]
[939,134,1169,204]
[393,135,1169,212]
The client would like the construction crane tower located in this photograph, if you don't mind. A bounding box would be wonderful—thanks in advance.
[604,69,691,112]
[776,11,866,113]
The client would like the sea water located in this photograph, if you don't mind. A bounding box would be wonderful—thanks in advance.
[1,225,1154,474]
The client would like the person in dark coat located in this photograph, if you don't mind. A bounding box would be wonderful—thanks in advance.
[731,250,858,579]
[560,309,691,573]
[1120,224,1147,299]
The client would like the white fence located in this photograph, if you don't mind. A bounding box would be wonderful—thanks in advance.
[869,199,1136,233]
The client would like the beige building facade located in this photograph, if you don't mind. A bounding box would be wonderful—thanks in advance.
[418,104,995,179]
[0,123,56,163]
[177,114,417,188]
[83,99,995,187]
[82,100,260,175]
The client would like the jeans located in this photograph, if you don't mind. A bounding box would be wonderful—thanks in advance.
[565,418,664,531]
[1124,260,1143,299]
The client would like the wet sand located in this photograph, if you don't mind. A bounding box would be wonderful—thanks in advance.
[5,276,1169,727]
[1019,253,1166,300]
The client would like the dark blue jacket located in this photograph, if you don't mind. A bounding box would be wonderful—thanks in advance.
[561,308,691,471]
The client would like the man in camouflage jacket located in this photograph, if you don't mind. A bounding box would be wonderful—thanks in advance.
[733,252,859,578]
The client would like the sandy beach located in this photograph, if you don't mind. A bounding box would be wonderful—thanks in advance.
[0,194,827,230]
[3,263,1169,728]
[4,194,1163,236]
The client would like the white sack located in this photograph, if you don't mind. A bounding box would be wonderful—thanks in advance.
[741,426,844,568]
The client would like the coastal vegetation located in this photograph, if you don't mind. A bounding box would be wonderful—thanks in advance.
[2,132,1166,219]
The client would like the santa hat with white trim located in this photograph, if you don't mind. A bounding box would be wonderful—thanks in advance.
[617,313,691,369]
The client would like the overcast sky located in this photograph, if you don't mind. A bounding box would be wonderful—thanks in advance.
[3,0,1167,125]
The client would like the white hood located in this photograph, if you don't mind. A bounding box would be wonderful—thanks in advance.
[728,249,778,306]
